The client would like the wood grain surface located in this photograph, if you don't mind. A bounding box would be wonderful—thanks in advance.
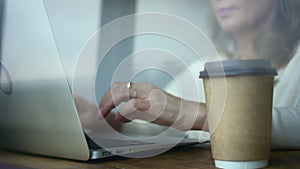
[0,144,300,169]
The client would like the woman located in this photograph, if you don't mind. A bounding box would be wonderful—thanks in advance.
[99,0,300,148]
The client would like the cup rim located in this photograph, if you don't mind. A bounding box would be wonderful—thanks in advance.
[199,59,278,78]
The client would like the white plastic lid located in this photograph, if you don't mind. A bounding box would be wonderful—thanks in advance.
[215,159,268,169]
[199,59,277,78]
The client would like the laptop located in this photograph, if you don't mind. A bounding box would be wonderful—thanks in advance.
[0,0,209,161]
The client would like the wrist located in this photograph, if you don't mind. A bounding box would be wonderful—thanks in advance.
[167,97,207,131]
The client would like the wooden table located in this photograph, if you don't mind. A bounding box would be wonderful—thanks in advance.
[0,144,300,169]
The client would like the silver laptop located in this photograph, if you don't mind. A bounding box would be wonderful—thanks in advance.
[0,0,209,161]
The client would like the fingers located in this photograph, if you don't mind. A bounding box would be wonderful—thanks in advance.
[116,98,151,122]
[115,113,131,122]
[99,82,158,122]
[99,82,131,118]
[98,81,194,130]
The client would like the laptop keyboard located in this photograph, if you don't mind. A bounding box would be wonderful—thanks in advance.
[99,138,155,148]
[85,134,154,149]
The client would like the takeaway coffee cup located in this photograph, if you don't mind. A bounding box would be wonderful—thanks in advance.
[199,59,277,169]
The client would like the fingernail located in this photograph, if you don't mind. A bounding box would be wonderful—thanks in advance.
[115,114,122,121]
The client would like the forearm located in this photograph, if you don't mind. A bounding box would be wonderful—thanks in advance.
[190,102,207,131]
[163,92,207,131]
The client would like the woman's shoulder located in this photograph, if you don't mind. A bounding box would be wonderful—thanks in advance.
[274,48,300,107]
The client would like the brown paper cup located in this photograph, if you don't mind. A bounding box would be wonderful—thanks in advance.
[200,60,277,169]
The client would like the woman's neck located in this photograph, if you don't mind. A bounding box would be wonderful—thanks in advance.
[234,32,258,59]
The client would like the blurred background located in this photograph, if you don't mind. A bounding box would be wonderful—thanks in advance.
[2,0,210,92]
[1,0,211,137]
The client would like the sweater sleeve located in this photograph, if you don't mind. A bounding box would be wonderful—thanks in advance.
[272,106,300,149]
[271,49,300,149]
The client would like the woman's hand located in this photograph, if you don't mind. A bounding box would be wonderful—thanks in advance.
[99,82,207,131]
[74,95,122,132]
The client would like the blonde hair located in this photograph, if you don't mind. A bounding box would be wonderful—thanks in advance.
[209,0,300,69]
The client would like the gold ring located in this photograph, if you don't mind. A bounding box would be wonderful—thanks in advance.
[127,81,137,98]
[126,81,132,89]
